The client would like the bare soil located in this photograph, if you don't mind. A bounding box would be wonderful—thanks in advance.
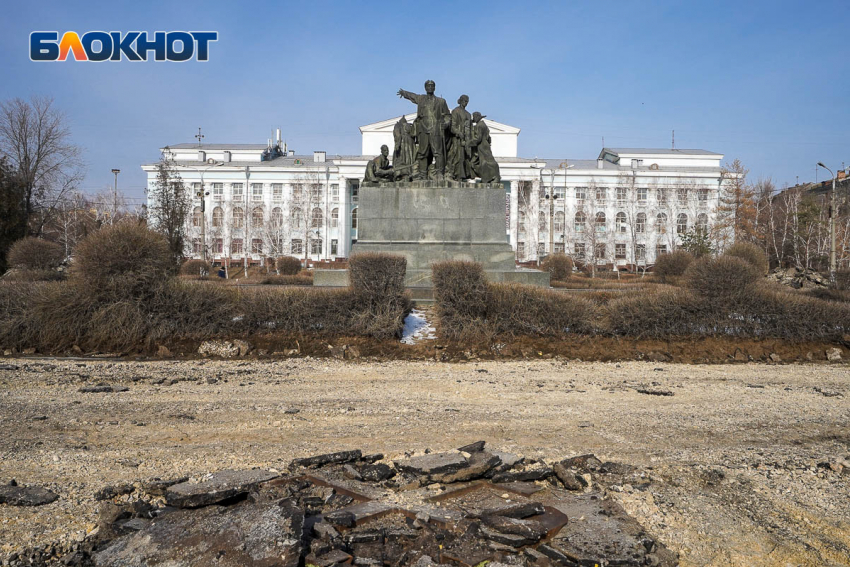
[0,358,848,566]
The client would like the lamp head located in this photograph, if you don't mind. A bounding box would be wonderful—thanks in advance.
[111,169,120,174]
[817,162,826,169]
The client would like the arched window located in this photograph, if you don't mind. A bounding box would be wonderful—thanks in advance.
[656,212,668,233]
[554,211,565,233]
[595,212,606,233]
[291,207,302,228]
[697,213,709,232]
[574,211,586,232]
[351,207,358,230]
[331,208,339,228]
[212,206,223,228]
[677,188,688,207]
[636,213,646,233]
[676,213,688,234]
[252,207,264,228]
[232,207,244,229]
[271,207,283,228]
[311,207,323,229]
[192,206,202,227]
[616,212,627,233]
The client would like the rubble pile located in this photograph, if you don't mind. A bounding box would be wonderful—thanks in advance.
[5,442,677,567]
[768,266,829,289]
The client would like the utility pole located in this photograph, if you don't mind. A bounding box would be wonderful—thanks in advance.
[817,162,837,286]
[111,169,120,225]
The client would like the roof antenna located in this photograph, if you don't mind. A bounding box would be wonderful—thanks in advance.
[602,136,605,147]
[672,130,675,150]
[195,127,204,148]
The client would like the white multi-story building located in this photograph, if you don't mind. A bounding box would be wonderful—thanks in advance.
[143,117,726,267]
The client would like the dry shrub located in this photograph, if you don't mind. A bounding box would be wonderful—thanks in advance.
[432,261,489,339]
[73,223,173,300]
[684,256,760,302]
[725,242,769,275]
[27,281,97,351]
[180,259,211,276]
[7,237,64,271]
[3,269,64,282]
[276,256,302,276]
[259,274,313,286]
[541,253,573,281]
[606,288,706,338]
[238,287,361,335]
[653,250,694,281]
[835,270,850,291]
[349,253,407,301]
[730,288,850,341]
[486,284,597,336]
[0,283,38,349]
[145,281,238,342]
[803,288,850,303]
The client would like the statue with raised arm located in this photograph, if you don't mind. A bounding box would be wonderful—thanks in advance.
[392,115,416,181]
[364,144,394,184]
[447,94,472,181]
[397,80,451,179]
[469,112,501,184]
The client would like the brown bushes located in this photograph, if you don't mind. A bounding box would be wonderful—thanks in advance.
[276,256,302,275]
[73,223,173,300]
[432,261,597,340]
[653,250,693,281]
[683,256,760,301]
[180,259,211,276]
[258,274,313,286]
[349,253,407,301]
[606,288,706,338]
[541,253,573,281]
[432,261,489,339]
[7,237,64,271]
[725,242,769,275]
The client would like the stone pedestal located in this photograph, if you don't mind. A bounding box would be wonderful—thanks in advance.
[314,181,549,292]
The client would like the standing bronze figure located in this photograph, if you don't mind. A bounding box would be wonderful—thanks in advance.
[397,80,451,179]
[392,115,416,181]
[447,94,472,181]
[470,112,501,184]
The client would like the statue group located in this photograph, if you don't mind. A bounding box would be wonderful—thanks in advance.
[363,80,501,185]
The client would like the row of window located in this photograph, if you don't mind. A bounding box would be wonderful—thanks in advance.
[193,237,339,256]
[192,206,357,229]
[190,182,340,203]
[540,186,711,206]
[522,211,709,234]
[517,242,671,261]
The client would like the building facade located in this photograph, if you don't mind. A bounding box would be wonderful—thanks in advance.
[143,117,727,267]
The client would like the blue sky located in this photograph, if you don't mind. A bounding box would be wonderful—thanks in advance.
[2,0,848,201]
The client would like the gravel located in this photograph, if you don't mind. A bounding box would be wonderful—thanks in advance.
[0,358,848,566]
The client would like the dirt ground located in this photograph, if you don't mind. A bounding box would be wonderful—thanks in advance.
[0,358,848,566]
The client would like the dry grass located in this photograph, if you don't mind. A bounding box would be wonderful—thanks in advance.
[180,259,211,276]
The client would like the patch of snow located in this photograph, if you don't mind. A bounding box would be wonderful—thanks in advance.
[401,309,437,344]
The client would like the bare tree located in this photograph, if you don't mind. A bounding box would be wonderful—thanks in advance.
[147,156,190,266]
[0,96,84,236]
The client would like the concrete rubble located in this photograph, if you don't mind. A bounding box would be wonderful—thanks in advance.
[13,441,678,567]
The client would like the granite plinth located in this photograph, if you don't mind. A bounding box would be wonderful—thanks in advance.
[317,182,550,294]
[352,183,515,271]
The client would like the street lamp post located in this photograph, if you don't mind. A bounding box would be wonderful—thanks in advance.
[558,162,574,254]
[110,169,120,224]
[817,162,837,286]
[182,162,222,264]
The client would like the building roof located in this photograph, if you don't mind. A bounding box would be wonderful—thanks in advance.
[602,148,722,157]
[165,143,269,150]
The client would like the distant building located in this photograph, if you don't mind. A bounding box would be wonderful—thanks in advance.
[143,117,727,267]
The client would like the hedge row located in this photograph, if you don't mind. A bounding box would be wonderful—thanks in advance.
[0,225,411,353]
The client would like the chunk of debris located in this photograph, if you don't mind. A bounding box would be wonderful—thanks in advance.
[165,469,279,508]
[0,483,59,506]
[290,450,363,469]
[395,452,468,477]
[79,384,129,393]
[636,388,674,396]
